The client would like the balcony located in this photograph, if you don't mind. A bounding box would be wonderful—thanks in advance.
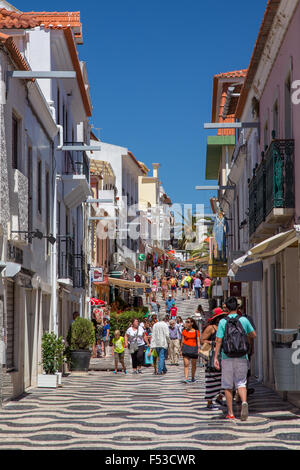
[57,238,86,288]
[57,237,74,286]
[249,139,295,240]
[62,143,91,210]
[73,252,86,289]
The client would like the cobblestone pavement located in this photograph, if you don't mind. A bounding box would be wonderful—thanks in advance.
[0,294,300,450]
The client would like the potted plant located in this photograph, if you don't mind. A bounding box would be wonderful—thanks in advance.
[38,332,65,388]
[67,317,95,372]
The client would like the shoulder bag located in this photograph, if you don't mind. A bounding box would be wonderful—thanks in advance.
[182,330,199,359]
[129,328,139,354]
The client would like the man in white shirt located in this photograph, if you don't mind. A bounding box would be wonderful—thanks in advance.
[150,317,170,375]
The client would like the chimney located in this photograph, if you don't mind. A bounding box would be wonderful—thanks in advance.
[152,163,160,178]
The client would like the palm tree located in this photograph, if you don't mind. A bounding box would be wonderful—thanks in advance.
[175,209,199,251]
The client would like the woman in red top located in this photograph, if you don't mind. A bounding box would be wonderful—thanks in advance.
[181,318,201,383]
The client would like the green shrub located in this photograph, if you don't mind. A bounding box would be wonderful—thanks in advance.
[110,310,145,336]
[41,332,65,375]
[67,317,95,351]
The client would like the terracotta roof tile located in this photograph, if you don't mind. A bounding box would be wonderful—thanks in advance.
[21,11,82,43]
[214,69,248,79]
[236,0,281,119]
[0,9,82,43]
[0,8,40,28]
[0,32,30,71]
[211,69,247,124]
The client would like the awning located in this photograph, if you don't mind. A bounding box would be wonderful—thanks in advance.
[229,229,298,277]
[206,135,235,180]
[108,278,150,289]
[123,263,149,277]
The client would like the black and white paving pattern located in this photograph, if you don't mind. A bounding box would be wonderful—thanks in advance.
[0,293,299,450]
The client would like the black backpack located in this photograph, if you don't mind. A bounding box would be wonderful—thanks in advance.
[222,316,249,358]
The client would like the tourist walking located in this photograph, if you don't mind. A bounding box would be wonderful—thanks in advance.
[150,316,170,375]
[201,309,228,409]
[170,304,178,320]
[168,320,181,365]
[151,276,158,301]
[193,275,202,299]
[181,272,190,300]
[204,276,212,299]
[169,275,178,300]
[102,319,110,357]
[214,297,256,421]
[125,318,149,374]
[181,317,201,383]
[161,276,168,301]
[145,284,152,304]
[112,330,127,374]
[165,294,175,315]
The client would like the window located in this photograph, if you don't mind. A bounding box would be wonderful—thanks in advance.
[37,159,42,214]
[285,74,293,139]
[264,121,269,150]
[273,100,279,139]
[12,115,19,169]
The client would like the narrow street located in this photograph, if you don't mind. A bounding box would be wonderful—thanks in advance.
[0,295,299,451]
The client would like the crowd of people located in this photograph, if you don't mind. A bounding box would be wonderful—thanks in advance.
[106,295,256,422]
[90,265,257,422]
[147,267,212,304]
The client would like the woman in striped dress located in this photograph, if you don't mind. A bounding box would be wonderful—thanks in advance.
[201,309,228,410]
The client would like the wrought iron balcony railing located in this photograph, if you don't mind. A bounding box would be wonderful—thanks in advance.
[248,138,295,238]
[57,237,86,288]
[63,142,90,182]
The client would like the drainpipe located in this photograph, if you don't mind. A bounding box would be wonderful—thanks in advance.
[51,126,63,334]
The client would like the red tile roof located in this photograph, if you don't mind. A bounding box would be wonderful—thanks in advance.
[211,69,247,134]
[21,11,82,43]
[0,8,40,28]
[214,70,248,80]
[236,0,280,119]
[0,9,83,43]
[0,32,30,71]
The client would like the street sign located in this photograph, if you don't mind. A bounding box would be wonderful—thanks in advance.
[138,254,146,261]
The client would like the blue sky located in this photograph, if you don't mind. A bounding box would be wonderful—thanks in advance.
[17,0,267,213]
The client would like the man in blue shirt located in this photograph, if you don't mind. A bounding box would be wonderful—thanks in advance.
[165,295,175,314]
[214,297,256,421]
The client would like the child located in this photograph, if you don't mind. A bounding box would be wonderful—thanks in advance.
[170,305,178,319]
[112,330,127,374]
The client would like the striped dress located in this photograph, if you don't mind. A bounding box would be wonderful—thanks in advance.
[204,329,223,401]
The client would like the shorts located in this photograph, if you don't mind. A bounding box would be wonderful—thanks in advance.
[171,286,177,290]
[114,351,125,361]
[221,358,248,390]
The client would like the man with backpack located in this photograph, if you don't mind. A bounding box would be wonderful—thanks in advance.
[214,297,256,421]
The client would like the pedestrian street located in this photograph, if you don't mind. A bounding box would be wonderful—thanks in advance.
[0,296,299,451]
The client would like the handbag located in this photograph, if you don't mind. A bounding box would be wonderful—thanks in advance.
[199,342,212,361]
[129,329,139,354]
[182,330,198,358]
[206,340,221,372]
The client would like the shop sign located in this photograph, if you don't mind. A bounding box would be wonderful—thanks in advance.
[91,267,104,283]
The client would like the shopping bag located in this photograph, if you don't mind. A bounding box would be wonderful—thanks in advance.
[144,347,154,365]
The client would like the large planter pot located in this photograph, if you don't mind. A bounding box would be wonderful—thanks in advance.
[38,374,58,388]
[70,350,91,372]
